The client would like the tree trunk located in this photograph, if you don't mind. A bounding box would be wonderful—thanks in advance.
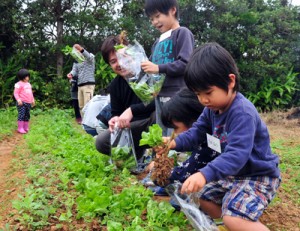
[57,15,64,78]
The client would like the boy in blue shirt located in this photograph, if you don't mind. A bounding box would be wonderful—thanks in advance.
[161,43,281,231]
[141,0,194,136]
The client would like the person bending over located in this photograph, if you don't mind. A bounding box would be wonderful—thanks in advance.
[95,35,155,161]
[157,42,280,231]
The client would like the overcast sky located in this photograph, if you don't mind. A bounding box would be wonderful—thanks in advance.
[291,0,300,5]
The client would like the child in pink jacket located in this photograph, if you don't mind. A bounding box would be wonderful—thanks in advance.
[13,69,35,134]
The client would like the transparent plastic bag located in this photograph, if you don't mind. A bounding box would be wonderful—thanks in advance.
[70,46,85,63]
[116,40,165,104]
[110,125,138,169]
[128,73,165,105]
[165,182,219,231]
[116,40,147,77]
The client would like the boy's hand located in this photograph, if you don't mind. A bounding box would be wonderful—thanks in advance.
[145,161,155,172]
[141,61,159,74]
[32,101,35,107]
[181,172,206,194]
[153,137,176,157]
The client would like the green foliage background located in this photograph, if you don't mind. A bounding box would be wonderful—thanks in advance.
[0,0,299,111]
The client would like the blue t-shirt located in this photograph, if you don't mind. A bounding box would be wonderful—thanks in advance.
[175,93,280,182]
[151,27,194,97]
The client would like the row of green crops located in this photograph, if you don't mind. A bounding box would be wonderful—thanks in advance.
[3,109,192,230]
[0,107,17,140]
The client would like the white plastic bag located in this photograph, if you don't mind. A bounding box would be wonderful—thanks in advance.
[165,182,219,231]
[116,41,147,77]
[62,45,85,63]
[71,46,85,63]
[110,125,138,169]
[116,40,165,104]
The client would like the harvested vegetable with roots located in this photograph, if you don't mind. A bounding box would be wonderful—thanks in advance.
[151,132,176,187]
[139,125,175,187]
[114,30,127,50]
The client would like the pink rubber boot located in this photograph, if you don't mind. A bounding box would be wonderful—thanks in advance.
[17,121,27,134]
[24,121,29,132]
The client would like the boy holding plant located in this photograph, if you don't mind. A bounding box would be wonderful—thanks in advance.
[141,0,194,136]
[95,35,155,161]
[157,43,281,231]
[142,89,217,199]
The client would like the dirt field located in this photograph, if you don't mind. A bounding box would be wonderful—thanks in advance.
[0,108,299,230]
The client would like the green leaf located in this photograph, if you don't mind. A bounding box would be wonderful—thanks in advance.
[139,124,163,147]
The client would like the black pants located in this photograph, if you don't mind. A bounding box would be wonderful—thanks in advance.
[17,102,31,121]
[72,99,81,119]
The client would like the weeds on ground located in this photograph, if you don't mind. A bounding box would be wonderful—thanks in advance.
[0,108,17,140]
[4,109,189,230]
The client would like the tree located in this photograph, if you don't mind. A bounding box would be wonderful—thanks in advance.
[14,0,122,77]
[117,0,159,55]
[1,0,299,108]
[178,0,300,97]
[0,0,21,60]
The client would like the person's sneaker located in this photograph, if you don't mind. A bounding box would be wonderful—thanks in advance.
[140,172,155,187]
[130,163,148,175]
[76,118,82,124]
[169,195,181,211]
[148,186,168,196]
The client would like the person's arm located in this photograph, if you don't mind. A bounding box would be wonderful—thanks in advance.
[174,108,210,152]
[81,49,95,63]
[31,99,35,107]
[199,113,256,183]
[74,44,94,63]
[154,110,210,157]
[13,83,23,106]
[130,100,155,117]
[180,112,258,194]
[159,28,194,77]
[70,62,78,78]
[31,85,35,107]
[118,100,155,128]
[109,78,127,117]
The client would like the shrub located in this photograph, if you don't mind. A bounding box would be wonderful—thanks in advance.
[247,68,298,112]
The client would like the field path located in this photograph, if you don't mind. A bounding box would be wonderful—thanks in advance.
[0,132,25,228]
[0,111,299,230]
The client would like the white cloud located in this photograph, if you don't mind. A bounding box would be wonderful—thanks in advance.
[291,0,300,5]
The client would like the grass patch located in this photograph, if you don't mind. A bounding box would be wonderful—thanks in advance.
[1,109,190,230]
[0,108,299,230]
[0,108,17,140]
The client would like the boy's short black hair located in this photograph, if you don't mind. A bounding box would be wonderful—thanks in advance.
[101,35,129,64]
[184,42,240,93]
[144,0,179,19]
[161,88,204,129]
[17,69,30,81]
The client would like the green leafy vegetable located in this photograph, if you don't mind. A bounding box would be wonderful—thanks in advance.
[129,75,165,104]
[111,145,136,169]
[61,45,73,55]
[114,44,126,50]
[61,45,85,63]
[139,124,163,147]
